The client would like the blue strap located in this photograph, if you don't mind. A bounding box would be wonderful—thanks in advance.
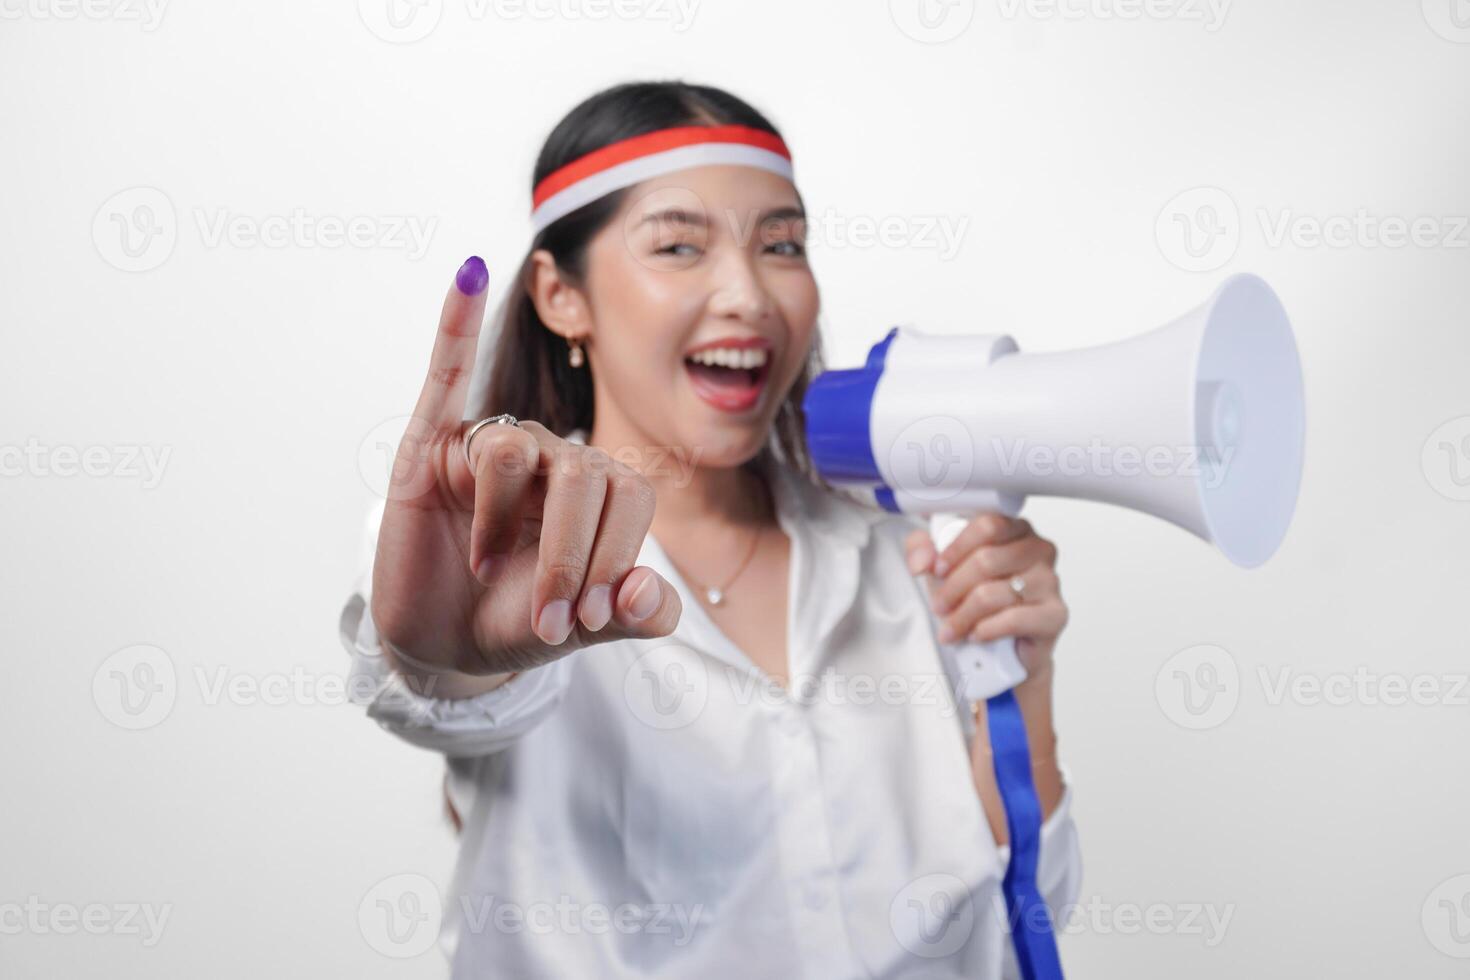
[985,689,1064,980]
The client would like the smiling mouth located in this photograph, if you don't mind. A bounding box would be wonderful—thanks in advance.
[683,346,773,414]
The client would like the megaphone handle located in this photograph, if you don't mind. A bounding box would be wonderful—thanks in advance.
[930,512,1065,980]
[928,512,1029,703]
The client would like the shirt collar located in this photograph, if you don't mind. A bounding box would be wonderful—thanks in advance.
[759,446,875,551]
[566,429,881,674]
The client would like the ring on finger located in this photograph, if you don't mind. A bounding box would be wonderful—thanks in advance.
[462,413,521,467]
[1008,574,1027,602]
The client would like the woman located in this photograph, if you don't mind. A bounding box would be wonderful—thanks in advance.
[341,80,1081,978]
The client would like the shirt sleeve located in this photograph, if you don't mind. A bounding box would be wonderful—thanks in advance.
[339,501,573,758]
[1000,765,1083,909]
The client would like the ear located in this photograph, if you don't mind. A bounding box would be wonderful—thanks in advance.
[527,249,592,342]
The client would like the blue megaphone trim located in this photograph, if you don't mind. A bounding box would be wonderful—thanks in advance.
[801,327,899,485]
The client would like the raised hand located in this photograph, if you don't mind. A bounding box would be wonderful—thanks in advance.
[369,257,682,692]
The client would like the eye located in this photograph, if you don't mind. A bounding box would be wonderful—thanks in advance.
[766,239,806,257]
[656,242,700,257]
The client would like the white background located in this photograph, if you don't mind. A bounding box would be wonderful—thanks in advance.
[2,0,1468,976]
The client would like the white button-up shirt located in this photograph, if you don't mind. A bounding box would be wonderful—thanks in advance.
[340,435,1082,979]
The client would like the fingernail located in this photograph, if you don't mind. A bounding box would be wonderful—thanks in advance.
[937,623,957,644]
[455,255,488,296]
[536,599,573,645]
[476,554,508,585]
[907,546,933,576]
[580,585,613,631]
[627,575,660,621]
[934,557,950,577]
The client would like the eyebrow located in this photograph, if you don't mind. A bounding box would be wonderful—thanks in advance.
[637,205,807,229]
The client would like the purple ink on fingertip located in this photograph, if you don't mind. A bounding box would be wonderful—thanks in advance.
[455,255,488,296]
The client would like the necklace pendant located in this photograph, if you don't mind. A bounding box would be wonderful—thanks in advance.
[705,587,725,606]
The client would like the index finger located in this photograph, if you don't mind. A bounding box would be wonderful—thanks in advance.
[411,255,491,429]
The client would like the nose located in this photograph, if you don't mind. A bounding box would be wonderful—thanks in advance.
[706,249,774,323]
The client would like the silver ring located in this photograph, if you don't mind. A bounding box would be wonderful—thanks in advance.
[463,413,520,466]
[1008,574,1027,602]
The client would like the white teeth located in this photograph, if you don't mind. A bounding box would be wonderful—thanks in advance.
[689,347,768,369]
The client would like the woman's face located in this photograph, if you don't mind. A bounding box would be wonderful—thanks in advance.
[570,164,819,471]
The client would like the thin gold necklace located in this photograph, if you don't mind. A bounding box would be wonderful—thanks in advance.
[683,521,761,607]
[696,528,758,605]
[667,517,758,608]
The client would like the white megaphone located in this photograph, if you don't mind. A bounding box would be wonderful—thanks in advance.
[802,272,1305,701]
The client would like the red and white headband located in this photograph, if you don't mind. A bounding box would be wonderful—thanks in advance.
[530,124,795,235]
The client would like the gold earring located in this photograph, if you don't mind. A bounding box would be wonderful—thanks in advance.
[568,336,585,368]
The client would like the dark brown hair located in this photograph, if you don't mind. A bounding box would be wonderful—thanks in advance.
[481,79,825,484]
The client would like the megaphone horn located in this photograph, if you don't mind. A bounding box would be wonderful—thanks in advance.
[803,272,1306,571]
